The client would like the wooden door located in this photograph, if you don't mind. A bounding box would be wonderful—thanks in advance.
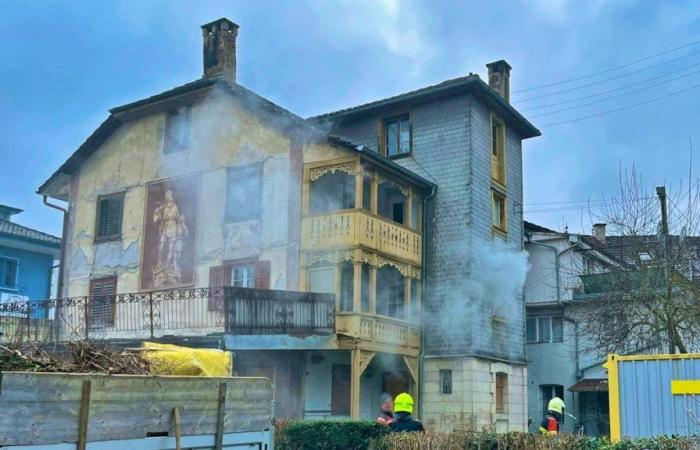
[331,364,351,416]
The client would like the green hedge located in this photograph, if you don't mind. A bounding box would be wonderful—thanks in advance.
[276,420,388,450]
[276,421,698,450]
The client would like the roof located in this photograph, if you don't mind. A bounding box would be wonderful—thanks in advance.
[0,204,23,217]
[38,77,304,197]
[569,378,608,392]
[307,74,540,139]
[524,221,557,233]
[0,219,61,248]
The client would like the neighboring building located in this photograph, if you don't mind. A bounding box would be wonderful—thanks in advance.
[0,204,61,343]
[37,18,539,430]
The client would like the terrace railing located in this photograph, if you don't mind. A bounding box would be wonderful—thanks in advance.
[0,286,336,345]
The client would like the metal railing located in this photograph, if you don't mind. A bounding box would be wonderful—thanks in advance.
[0,286,336,345]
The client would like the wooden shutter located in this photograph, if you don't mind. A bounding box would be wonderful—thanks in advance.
[96,198,110,239]
[88,277,116,329]
[208,265,225,312]
[95,194,123,241]
[108,196,123,237]
[227,165,262,221]
[254,260,271,289]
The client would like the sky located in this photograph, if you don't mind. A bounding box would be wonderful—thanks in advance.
[2,0,700,237]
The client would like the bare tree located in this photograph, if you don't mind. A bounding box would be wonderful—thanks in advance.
[578,165,700,355]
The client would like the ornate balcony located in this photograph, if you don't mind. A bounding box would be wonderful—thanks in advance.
[335,312,421,355]
[301,210,422,265]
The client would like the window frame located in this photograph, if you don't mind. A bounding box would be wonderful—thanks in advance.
[495,372,508,413]
[0,256,20,291]
[94,192,125,244]
[88,276,117,329]
[223,257,259,287]
[164,105,192,154]
[491,189,507,234]
[226,163,263,222]
[490,114,506,186]
[381,114,412,159]
[526,315,564,344]
[439,369,453,394]
[540,384,564,414]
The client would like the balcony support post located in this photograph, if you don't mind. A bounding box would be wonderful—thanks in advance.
[370,174,378,214]
[351,349,375,419]
[353,259,362,312]
[369,266,377,314]
[354,164,363,210]
[404,277,412,321]
[406,188,414,228]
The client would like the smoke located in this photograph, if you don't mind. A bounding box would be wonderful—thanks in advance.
[429,238,528,358]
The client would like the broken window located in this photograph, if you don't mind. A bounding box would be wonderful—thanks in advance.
[95,193,124,242]
[495,372,508,413]
[491,190,506,232]
[384,115,410,157]
[164,106,191,154]
[89,276,117,330]
[339,261,354,312]
[0,256,19,290]
[440,369,452,394]
[309,171,355,214]
[376,266,405,319]
[491,115,505,184]
[378,180,407,225]
[226,164,262,222]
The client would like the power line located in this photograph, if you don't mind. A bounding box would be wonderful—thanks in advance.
[524,196,656,207]
[520,60,700,112]
[538,81,700,127]
[513,38,700,94]
[529,68,700,118]
[514,49,700,103]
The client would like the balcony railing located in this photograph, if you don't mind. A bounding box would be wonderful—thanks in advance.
[335,312,421,351]
[301,210,422,265]
[0,287,336,345]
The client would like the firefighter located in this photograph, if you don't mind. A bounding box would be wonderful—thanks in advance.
[389,393,425,433]
[539,396,565,435]
[376,393,395,425]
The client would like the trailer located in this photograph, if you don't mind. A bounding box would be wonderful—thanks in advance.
[606,353,700,441]
[0,371,274,449]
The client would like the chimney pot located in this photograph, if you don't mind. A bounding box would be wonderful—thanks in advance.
[593,223,607,243]
[201,18,240,83]
[486,60,512,102]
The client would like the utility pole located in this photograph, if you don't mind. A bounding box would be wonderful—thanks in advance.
[657,186,669,254]
[656,186,677,353]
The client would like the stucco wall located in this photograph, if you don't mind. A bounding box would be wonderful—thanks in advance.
[0,244,54,302]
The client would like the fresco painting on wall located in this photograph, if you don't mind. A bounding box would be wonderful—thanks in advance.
[140,175,200,290]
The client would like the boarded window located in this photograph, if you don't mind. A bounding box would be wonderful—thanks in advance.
[495,372,508,413]
[440,369,452,394]
[0,257,18,290]
[331,364,351,416]
[95,193,124,242]
[88,277,116,330]
[385,115,410,157]
[226,164,262,221]
[164,106,191,154]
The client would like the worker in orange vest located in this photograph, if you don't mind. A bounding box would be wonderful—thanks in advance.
[539,397,565,435]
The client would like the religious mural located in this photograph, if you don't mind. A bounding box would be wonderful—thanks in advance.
[140,175,200,290]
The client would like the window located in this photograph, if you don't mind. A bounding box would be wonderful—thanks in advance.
[527,315,564,343]
[541,384,564,414]
[164,106,191,154]
[377,266,405,319]
[0,257,19,290]
[378,181,407,225]
[384,115,410,157]
[339,261,354,312]
[492,191,506,232]
[95,193,124,242]
[231,264,255,288]
[226,164,262,221]
[361,264,370,312]
[491,115,505,184]
[495,372,508,413]
[440,369,452,394]
[309,171,355,214]
[308,266,335,294]
[88,276,117,330]
[224,259,270,290]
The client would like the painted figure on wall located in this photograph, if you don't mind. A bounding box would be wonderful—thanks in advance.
[141,176,199,290]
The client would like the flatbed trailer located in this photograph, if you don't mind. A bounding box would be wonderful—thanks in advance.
[0,372,274,449]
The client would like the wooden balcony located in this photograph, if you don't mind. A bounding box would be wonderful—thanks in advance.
[301,210,422,265]
[335,312,421,355]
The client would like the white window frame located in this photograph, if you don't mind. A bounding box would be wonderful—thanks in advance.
[230,264,256,288]
[526,315,564,344]
[0,256,19,291]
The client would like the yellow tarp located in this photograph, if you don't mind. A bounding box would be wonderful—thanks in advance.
[141,342,232,377]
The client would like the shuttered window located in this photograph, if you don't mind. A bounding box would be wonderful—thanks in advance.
[226,164,262,221]
[88,277,116,330]
[208,259,271,312]
[95,193,124,242]
[0,257,19,290]
[164,106,191,154]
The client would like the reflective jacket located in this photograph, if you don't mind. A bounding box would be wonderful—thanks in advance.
[539,414,558,435]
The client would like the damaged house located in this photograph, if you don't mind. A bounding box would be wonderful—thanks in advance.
[36,18,540,431]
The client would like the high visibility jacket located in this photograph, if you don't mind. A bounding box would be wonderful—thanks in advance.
[539,415,558,435]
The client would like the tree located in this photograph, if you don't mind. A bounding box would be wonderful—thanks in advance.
[578,166,700,355]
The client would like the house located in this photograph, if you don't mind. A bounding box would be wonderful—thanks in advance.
[36,18,540,430]
[0,204,61,343]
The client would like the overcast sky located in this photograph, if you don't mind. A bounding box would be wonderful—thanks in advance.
[2,0,700,237]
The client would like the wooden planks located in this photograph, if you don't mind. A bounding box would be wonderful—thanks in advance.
[0,372,273,446]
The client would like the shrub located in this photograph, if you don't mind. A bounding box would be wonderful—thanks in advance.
[277,420,389,450]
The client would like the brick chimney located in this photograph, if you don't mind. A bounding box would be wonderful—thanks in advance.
[486,60,512,102]
[202,18,240,82]
[593,223,607,243]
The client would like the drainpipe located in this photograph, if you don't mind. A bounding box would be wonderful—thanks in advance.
[43,196,67,299]
[418,183,436,419]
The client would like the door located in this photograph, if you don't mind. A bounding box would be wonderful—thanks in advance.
[382,370,410,398]
[331,364,351,416]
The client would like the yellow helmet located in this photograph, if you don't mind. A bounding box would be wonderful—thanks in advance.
[394,392,414,414]
[548,397,565,414]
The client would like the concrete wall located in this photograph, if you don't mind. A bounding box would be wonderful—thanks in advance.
[0,244,54,303]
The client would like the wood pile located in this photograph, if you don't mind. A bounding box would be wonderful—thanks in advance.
[0,341,150,374]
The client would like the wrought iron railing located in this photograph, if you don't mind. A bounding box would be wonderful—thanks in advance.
[0,286,336,345]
